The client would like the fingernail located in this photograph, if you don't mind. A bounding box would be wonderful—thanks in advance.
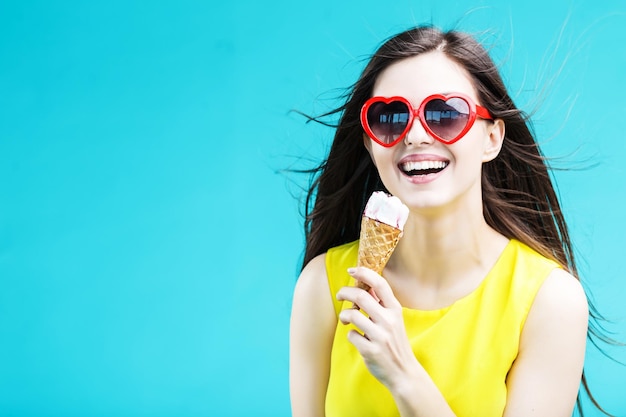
[347,267,356,275]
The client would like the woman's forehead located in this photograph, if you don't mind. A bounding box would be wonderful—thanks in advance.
[372,52,478,102]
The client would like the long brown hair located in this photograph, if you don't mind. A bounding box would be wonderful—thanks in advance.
[300,25,612,416]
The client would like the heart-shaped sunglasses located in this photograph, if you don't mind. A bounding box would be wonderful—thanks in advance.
[360,93,493,147]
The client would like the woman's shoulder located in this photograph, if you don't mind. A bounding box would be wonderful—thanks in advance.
[486,239,581,322]
[296,241,359,318]
[296,253,329,300]
[292,252,336,326]
[532,267,589,324]
[504,239,565,292]
[518,249,589,354]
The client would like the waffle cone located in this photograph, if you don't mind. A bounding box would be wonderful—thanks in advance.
[355,216,402,292]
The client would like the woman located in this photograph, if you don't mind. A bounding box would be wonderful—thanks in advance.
[289,26,593,416]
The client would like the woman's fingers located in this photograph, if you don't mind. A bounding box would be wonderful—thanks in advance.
[348,267,401,310]
[336,285,382,314]
[338,306,379,340]
[336,268,416,389]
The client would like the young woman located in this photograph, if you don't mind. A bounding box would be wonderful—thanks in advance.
[289,26,593,416]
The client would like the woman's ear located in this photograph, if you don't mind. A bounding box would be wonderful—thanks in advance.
[482,118,505,163]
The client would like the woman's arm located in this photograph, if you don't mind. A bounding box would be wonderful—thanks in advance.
[289,254,337,417]
[503,268,589,417]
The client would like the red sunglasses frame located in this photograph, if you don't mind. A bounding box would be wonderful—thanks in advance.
[360,93,493,147]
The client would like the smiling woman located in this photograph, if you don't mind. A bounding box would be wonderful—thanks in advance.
[289,25,613,417]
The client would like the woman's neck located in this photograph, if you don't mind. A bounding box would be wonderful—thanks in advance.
[387,209,508,288]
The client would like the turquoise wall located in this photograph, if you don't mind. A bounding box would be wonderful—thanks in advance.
[1,1,624,416]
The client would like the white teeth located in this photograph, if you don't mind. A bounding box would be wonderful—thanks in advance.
[401,160,447,172]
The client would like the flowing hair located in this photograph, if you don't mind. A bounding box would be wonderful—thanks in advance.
[300,25,613,416]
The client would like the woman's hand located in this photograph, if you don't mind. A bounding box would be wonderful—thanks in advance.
[336,267,457,417]
[336,267,419,391]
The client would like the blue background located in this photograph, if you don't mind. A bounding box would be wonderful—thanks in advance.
[1,1,625,416]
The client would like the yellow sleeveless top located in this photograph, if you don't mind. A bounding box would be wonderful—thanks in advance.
[324,239,559,417]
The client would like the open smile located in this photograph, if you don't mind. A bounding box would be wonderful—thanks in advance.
[399,160,449,177]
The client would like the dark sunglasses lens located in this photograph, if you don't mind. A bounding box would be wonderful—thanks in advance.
[367,101,410,144]
[424,98,470,142]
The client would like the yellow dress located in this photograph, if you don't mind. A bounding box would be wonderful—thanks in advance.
[324,239,559,417]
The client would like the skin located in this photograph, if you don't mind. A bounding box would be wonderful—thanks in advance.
[289,51,589,417]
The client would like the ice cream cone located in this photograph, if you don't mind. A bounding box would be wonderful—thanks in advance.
[355,216,402,292]
[351,192,409,309]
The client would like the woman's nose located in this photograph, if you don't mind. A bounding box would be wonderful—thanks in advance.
[404,119,434,146]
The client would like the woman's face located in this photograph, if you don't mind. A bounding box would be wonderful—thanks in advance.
[365,51,504,214]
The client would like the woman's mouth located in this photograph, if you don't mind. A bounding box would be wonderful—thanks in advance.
[399,160,449,177]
